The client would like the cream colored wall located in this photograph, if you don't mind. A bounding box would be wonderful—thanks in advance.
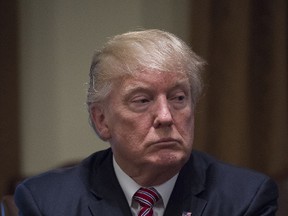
[19,0,192,175]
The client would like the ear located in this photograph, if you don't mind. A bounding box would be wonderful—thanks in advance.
[90,104,111,141]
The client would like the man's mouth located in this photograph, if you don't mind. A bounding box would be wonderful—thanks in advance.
[157,137,177,142]
[152,138,181,147]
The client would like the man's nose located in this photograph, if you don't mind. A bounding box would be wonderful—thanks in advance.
[153,98,173,128]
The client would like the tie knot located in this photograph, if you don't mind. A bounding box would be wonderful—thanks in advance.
[133,187,160,208]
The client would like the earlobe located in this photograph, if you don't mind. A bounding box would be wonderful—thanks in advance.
[90,105,111,140]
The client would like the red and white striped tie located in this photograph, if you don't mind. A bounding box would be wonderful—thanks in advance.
[133,187,161,216]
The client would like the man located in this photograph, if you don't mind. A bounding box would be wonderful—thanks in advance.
[15,29,278,215]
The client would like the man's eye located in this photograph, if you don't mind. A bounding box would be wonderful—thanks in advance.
[128,96,151,112]
[171,94,186,102]
[133,98,150,104]
[176,95,185,101]
[170,93,188,109]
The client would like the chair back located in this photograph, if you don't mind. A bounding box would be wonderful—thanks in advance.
[0,195,18,216]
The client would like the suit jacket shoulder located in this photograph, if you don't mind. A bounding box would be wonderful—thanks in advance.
[15,148,132,216]
[164,150,278,216]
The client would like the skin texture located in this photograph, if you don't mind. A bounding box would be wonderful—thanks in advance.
[92,70,195,186]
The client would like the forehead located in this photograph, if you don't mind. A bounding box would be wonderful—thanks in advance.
[117,71,190,93]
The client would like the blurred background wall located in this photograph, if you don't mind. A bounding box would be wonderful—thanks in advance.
[1,1,287,210]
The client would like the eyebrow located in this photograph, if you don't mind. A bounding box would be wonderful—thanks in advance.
[122,78,190,95]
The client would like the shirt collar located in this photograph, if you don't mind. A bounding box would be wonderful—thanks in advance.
[113,156,178,207]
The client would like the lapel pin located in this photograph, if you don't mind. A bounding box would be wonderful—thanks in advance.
[182,212,192,216]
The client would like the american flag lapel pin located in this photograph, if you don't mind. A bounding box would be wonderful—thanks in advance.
[182,212,192,216]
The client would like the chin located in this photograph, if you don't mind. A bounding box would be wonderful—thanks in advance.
[153,150,189,168]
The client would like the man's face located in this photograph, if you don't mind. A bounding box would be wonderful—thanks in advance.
[94,70,195,175]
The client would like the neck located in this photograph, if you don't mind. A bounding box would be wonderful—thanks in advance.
[121,161,183,187]
[132,169,179,187]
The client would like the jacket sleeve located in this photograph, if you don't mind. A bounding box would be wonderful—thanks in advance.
[245,177,278,216]
[14,183,43,216]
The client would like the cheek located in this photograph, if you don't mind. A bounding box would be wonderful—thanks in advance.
[109,112,152,143]
[177,110,195,139]
[110,120,150,159]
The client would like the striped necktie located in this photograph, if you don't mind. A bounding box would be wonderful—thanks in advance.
[133,187,161,216]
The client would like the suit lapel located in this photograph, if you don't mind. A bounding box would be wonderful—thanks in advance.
[85,149,133,216]
[164,151,207,216]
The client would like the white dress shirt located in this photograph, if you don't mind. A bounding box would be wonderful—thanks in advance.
[113,157,178,216]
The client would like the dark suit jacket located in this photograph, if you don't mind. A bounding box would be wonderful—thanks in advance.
[15,148,278,216]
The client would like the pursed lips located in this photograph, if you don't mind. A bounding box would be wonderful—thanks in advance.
[150,138,182,147]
